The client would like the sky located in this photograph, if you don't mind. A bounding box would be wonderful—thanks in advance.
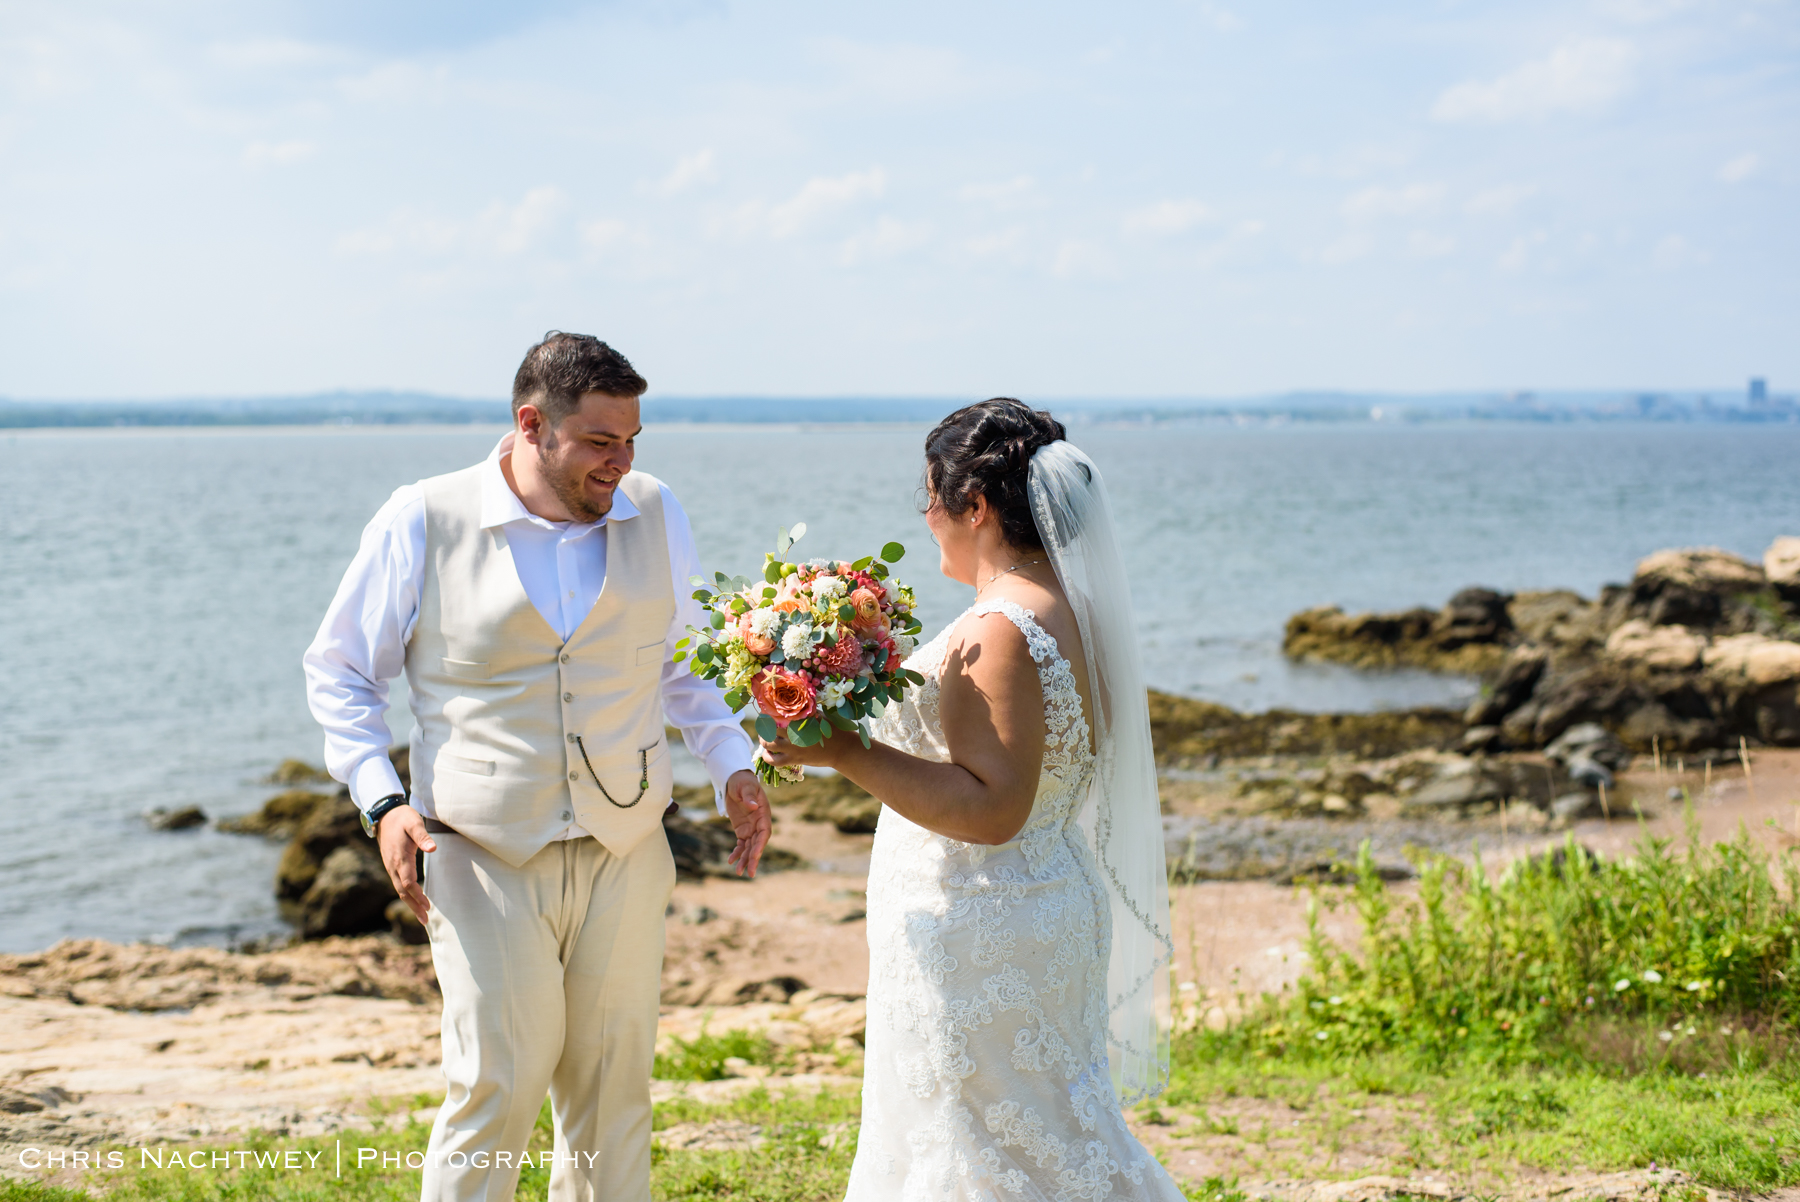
[1,0,1795,400]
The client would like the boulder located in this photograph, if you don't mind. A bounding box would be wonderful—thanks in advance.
[144,806,206,831]
[1622,548,1765,631]
[293,846,393,939]
[1765,536,1800,604]
[217,789,332,838]
[1282,603,1508,673]
[1507,590,1603,651]
[1603,620,1706,673]
[266,759,332,785]
[386,899,428,945]
[276,794,365,902]
[1544,722,1633,774]
[1703,633,1800,745]
[1432,588,1514,649]
[1463,646,1547,726]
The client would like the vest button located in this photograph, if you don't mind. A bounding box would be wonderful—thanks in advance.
[569,771,579,781]
[561,811,572,821]
[560,653,570,663]
[567,733,576,743]
[563,692,573,702]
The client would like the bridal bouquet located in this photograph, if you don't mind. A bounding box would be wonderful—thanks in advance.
[676,524,925,786]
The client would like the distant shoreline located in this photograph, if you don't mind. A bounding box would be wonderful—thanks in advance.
[3,387,1795,430]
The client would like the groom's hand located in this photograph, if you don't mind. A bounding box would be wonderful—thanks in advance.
[723,770,771,878]
[377,806,437,924]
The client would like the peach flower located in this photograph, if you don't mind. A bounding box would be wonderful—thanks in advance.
[848,587,886,632]
[751,666,817,724]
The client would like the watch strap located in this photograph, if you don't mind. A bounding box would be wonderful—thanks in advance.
[361,793,410,839]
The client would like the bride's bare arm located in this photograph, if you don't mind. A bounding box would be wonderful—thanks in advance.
[763,613,1046,845]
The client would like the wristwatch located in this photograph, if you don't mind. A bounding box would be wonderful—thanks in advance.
[361,793,411,839]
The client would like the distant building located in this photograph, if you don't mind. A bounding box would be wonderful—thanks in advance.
[1749,377,1769,406]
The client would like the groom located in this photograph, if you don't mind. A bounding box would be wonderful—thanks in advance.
[303,331,769,1202]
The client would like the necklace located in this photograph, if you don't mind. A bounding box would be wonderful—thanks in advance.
[977,559,1046,597]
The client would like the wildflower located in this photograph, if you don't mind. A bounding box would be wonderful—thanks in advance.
[811,575,848,603]
[817,678,853,711]
[746,608,782,637]
[1614,979,1631,992]
[1641,969,1663,984]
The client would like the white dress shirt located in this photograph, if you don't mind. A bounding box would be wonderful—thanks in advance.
[302,434,751,829]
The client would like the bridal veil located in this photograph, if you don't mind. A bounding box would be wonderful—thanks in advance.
[1028,440,1174,1103]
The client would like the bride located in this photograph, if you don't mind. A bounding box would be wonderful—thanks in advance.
[763,399,1182,1201]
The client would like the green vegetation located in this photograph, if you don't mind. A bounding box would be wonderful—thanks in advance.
[1150,825,1800,1190]
[653,1026,780,1081]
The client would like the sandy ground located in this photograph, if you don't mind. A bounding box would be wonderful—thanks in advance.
[4,752,1798,1199]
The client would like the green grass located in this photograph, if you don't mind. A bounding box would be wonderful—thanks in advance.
[0,1086,862,1202]
[652,1026,780,1082]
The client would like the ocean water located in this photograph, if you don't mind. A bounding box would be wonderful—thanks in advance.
[2,421,1797,952]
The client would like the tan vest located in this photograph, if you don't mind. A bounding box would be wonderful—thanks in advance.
[404,465,676,867]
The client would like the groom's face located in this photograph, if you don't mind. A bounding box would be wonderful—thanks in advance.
[535,391,641,522]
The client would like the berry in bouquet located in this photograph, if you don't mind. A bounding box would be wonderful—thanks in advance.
[675,524,925,786]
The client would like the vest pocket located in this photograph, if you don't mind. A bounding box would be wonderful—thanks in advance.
[440,658,492,680]
[635,641,666,667]
[440,753,496,777]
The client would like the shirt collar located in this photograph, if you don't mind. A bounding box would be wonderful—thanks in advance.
[480,433,640,531]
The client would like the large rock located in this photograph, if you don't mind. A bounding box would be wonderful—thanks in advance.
[1464,646,1547,727]
[1507,590,1604,651]
[294,847,393,939]
[1703,633,1800,744]
[1765,536,1800,604]
[1603,620,1706,673]
[1148,692,1462,764]
[144,806,206,831]
[1282,601,1509,673]
[217,789,332,837]
[1622,547,1766,631]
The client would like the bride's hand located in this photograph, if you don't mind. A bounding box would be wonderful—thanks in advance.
[759,729,843,771]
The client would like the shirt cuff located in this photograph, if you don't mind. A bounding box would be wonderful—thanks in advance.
[348,753,407,812]
[701,735,756,816]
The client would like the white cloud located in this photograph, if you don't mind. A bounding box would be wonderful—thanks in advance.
[1342,183,1444,221]
[579,218,632,251]
[1052,240,1115,279]
[207,39,335,70]
[958,176,1039,211]
[839,217,933,265]
[1432,38,1635,123]
[1197,3,1244,32]
[1652,234,1710,269]
[334,186,569,259]
[1407,231,1457,259]
[765,168,887,238]
[1320,232,1372,264]
[964,228,1027,259]
[656,149,718,196]
[1464,184,1537,216]
[1123,199,1215,236]
[1718,152,1760,183]
[1497,230,1548,273]
[242,140,316,168]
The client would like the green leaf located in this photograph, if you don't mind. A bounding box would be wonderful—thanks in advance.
[870,563,889,579]
[764,561,783,584]
[838,603,856,623]
[692,589,714,603]
[888,684,904,702]
[724,688,747,709]
[790,522,808,544]
[715,570,731,586]
[674,637,690,649]
[775,527,792,558]
[710,611,726,629]
[881,541,905,562]
[852,556,874,571]
[903,668,925,686]
[762,586,778,599]
[788,721,817,747]
[755,715,779,742]
[672,651,687,663]
[694,644,714,664]
[859,727,872,749]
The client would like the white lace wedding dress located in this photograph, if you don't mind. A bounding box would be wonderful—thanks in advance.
[844,599,1183,1202]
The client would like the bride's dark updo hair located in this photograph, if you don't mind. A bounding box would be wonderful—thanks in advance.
[923,398,1066,550]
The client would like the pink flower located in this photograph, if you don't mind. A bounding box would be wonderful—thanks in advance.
[737,613,775,657]
[812,635,866,678]
[848,588,886,632]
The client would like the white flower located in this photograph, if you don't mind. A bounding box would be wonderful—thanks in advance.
[811,575,847,602]
[1641,969,1663,984]
[781,622,814,661]
[747,607,782,638]
[818,679,852,710]
[882,579,899,603]
[894,633,917,659]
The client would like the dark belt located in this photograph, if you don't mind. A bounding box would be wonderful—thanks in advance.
[423,817,457,835]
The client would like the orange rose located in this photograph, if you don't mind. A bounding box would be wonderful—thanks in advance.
[848,587,886,632]
[751,667,817,724]
[738,613,776,657]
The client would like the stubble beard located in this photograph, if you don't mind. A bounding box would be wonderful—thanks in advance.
[538,430,611,523]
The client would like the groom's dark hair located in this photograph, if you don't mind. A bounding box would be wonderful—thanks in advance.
[924,398,1066,551]
[512,331,648,425]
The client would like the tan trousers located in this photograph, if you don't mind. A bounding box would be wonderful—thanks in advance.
[419,829,675,1202]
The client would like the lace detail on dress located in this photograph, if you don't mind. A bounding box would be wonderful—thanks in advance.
[849,602,1181,1202]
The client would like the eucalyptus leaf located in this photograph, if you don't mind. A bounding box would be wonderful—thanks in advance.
[852,556,873,571]
[755,715,779,742]
[881,541,905,562]
[859,727,872,749]
[903,668,925,685]
[764,562,782,584]
[710,611,726,629]
[790,522,807,543]
[674,637,690,649]
[838,603,856,623]
[672,650,687,664]
[694,644,714,664]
